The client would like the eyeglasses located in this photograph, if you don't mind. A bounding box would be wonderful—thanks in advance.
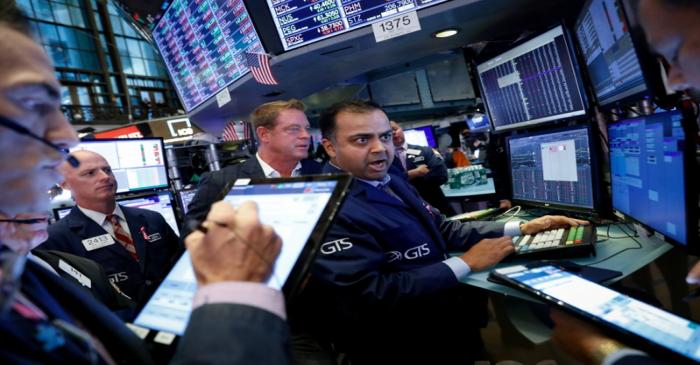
[0,114,79,168]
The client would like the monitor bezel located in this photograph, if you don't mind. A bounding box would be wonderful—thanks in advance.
[506,123,602,214]
[71,137,170,196]
[573,0,651,108]
[475,24,590,133]
[607,109,699,253]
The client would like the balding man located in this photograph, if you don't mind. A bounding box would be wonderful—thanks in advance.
[41,150,182,310]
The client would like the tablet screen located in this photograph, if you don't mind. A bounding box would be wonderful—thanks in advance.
[495,265,700,362]
[133,178,344,335]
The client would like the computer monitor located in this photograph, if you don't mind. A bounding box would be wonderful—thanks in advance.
[507,124,599,212]
[51,192,180,236]
[176,189,198,215]
[117,192,181,237]
[466,114,491,132]
[608,110,697,251]
[152,0,266,112]
[476,25,588,132]
[70,138,169,195]
[404,125,437,148]
[574,0,648,107]
[265,0,449,51]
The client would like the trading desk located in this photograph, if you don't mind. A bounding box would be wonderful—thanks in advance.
[459,213,674,344]
[462,223,672,300]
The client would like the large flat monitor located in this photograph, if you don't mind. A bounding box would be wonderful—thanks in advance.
[70,138,169,195]
[608,110,697,250]
[507,125,598,212]
[404,125,437,148]
[152,0,266,112]
[51,192,180,236]
[133,175,352,336]
[266,0,449,51]
[575,0,647,107]
[476,25,588,132]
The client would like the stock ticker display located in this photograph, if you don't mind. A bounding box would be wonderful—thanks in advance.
[477,26,587,131]
[508,126,595,209]
[153,0,265,112]
[266,0,448,50]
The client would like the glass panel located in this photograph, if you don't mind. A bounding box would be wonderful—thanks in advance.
[110,15,123,34]
[63,72,76,80]
[121,19,138,38]
[57,26,77,48]
[131,58,146,75]
[76,87,90,106]
[81,51,99,70]
[69,6,86,28]
[120,56,132,74]
[67,49,82,68]
[16,0,34,16]
[48,46,68,67]
[39,23,60,45]
[75,30,94,50]
[140,42,153,60]
[79,73,90,82]
[140,91,151,103]
[115,36,127,54]
[61,86,72,105]
[126,38,141,57]
[52,2,71,25]
[32,0,54,21]
[107,2,118,15]
[153,91,165,104]
[110,76,120,93]
[94,12,103,31]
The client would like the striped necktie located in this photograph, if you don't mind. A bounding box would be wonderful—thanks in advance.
[106,214,139,262]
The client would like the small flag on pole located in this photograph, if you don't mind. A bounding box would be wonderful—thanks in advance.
[245,52,278,85]
[221,121,239,141]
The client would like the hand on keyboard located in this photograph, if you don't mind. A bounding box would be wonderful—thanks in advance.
[460,236,515,271]
[520,215,589,236]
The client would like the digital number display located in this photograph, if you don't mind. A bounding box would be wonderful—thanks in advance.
[153,0,265,112]
[266,0,448,50]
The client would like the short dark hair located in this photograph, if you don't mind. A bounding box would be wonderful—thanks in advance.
[0,1,32,36]
[319,100,383,140]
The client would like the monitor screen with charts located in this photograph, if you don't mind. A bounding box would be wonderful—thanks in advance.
[492,263,700,364]
[133,175,352,335]
[575,0,647,106]
[70,138,169,195]
[476,25,587,131]
[608,110,695,248]
[507,125,598,211]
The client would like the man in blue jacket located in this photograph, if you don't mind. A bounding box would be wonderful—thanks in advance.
[41,150,182,310]
[306,100,586,364]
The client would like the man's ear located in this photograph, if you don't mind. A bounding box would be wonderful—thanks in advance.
[256,126,269,144]
[321,138,336,159]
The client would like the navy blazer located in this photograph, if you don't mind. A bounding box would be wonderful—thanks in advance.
[41,205,182,307]
[183,156,322,236]
[403,144,453,214]
[313,163,504,306]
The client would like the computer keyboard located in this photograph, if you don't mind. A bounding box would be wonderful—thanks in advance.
[508,225,596,260]
[448,207,502,221]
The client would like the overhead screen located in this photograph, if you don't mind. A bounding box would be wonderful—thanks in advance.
[575,0,647,106]
[507,125,597,211]
[70,138,169,194]
[404,125,437,148]
[266,0,448,51]
[153,0,265,112]
[477,26,587,132]
[608,110,690,247]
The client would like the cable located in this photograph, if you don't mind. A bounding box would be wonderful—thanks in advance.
[495,205,521,222]
[584,226,643,266]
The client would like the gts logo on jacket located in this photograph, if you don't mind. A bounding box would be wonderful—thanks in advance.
[385,243,431,262]
[320,238,353,254]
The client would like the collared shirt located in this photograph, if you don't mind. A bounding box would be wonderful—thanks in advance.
[395,142,408,169]
[256,153,302,178]
[78,204,131,238]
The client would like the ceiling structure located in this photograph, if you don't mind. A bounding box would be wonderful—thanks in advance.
[120,0,584,134]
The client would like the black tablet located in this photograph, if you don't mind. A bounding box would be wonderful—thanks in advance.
[491,263,700,364]
[132,174,352,336]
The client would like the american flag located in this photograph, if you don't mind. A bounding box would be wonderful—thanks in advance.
[221,121,239,141]
[245,52,278,85]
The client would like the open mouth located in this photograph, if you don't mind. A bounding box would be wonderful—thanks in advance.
[368,159,387,171]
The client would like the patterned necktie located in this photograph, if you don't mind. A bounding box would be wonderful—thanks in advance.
[106,214,139,262]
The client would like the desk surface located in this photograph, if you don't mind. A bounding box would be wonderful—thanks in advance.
[441,178,496,197]
[461,222,673,302]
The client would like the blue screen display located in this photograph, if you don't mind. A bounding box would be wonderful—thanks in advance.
[508,126,595,210]
[609,110,687,245]
[575,0,647,106]
[467,114,491,132]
